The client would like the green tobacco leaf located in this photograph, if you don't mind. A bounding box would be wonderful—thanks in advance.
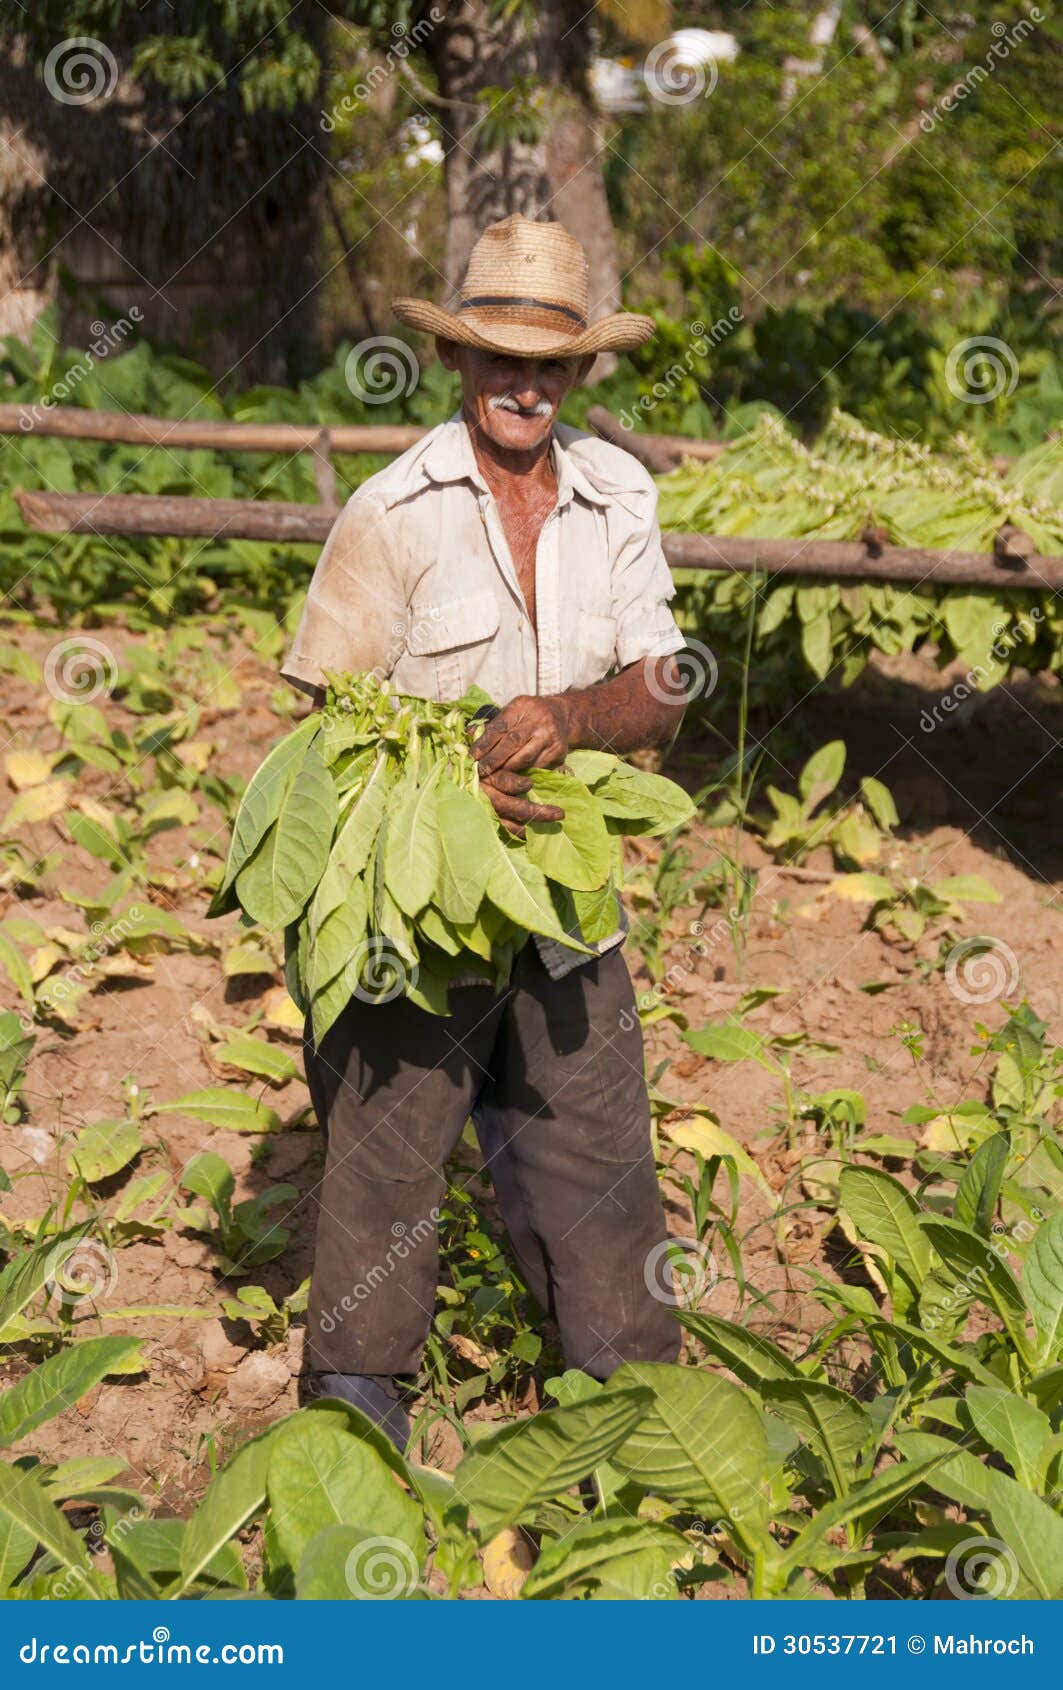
[683,1018,769,1066]
[454,1387,652,1541]
[0,1460,91,1577]
[954,1131,1010,1236]
[296,1524,424,1600]
[0,1224,91,1330]
[0,1336,142,1448]
[236,742,338,930]
[984,1468,1063,1599]
[589,764,695,836]
[485,838,591,949]
[66,1119,142,1183]
[524,770,611,891]
[522,1517,686,1601]
[920,1217,1032,1361]
[384,763,443,917]
[267,1420,423,1576]
[310,878,369,1000]
[212,1033,300,1086]
[760,1380,875,1498]
[1023,1211,1063,1366]
[964,1386,1051,1490]
[177,1426,278,1595]
[178,1151,235,1213]
[436,781,494,924]
[798,738,845,808]
[679,1312,804,1386]
[0,1511,34,1594]
[158,1089,281,1135]
[839,1165,933,1286]
[309,754,390,938]
[608,1363,769,1547]
[0,931,35,1009]
[782,1451,950,1574]
[214,714,321,907]
[571,881,620,944]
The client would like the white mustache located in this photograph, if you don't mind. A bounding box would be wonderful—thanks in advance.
[488,394,553,418]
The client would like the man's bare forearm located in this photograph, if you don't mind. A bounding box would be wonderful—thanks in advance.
[563,655,687,756]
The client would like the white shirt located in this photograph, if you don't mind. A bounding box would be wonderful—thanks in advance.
[281,411,685,701]
[281,411,686,982]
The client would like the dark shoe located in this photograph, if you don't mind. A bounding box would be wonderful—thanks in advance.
[310,1372,410,1455]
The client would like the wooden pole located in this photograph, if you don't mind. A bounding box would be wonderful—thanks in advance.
[14,489,337,544]
[0,404,425,458]
[15,487,1063,589]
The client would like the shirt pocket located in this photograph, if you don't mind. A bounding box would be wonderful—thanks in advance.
[573,608,618,685]
[401,589,501,699]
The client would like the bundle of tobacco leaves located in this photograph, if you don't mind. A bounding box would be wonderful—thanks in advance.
[210,672,693,1037]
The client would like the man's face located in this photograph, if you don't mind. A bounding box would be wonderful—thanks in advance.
[437,341,593,453]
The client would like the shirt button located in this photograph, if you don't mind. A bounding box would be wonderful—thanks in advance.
[518,618,526,632]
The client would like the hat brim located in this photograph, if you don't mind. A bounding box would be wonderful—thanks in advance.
[391,298,656,357]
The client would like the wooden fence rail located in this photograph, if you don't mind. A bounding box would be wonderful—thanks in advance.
[15,488,1063,591]
[6,402,1048,589]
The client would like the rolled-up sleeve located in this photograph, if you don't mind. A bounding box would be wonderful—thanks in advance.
[610,477,685,670]
[280,493,410,696]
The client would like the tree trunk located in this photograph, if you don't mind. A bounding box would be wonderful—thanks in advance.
[425,0,621,369]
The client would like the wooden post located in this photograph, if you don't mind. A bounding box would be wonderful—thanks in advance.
[310,428,339,510]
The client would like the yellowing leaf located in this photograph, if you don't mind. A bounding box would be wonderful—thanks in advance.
[176,740,212,773]
[5,750,54,791]
[29,944,64,984]
[262,987,303,1031]
[74,796,116,832]
[482,1527,534,1599]
[4,780,71,827]
[827,873,894,902]
[662,1114,775,1204]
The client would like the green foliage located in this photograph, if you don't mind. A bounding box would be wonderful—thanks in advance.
[213,672,694,1035]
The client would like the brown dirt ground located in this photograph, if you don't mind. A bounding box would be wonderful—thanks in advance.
[1,622,1060,1564]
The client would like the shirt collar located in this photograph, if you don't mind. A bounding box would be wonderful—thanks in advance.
[420,411,611,509]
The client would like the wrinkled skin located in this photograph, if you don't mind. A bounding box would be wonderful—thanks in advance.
[437,338,686,830]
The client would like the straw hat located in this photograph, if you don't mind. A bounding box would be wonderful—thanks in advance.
[392,214,656,358]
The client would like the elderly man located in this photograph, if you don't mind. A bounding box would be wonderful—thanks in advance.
[282,215,688,1450]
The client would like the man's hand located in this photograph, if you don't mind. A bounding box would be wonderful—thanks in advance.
[471,694,569,833]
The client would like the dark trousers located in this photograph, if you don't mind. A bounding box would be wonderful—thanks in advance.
[302,943,679,1380]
